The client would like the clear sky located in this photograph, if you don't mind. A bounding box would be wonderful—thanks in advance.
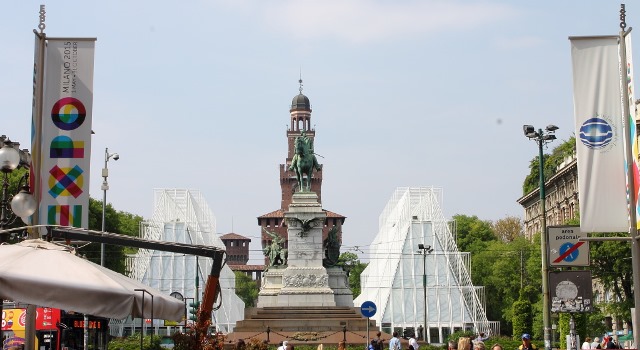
[1,1,637,264]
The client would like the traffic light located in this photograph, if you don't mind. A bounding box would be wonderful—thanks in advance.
[189,301,200,321]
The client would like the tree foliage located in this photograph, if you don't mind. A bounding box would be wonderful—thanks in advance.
[1,167,31,233]
[78,197,144,274]
[108,333,163,350]
[492,216,524,242]
[452,212,545,337]
[512,297,533,339]
[234,271,259,307]
[468,234,540,336]
[523,137,576,195]
[452,214,497,253]
[588,232,634,323]
[337,251,368,298]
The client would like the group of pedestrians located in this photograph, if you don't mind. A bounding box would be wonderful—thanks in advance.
[582,335,623,349]
[367,331,419,350]
[446,332,533,350]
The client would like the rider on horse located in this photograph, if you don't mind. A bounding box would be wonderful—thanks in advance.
[289,130,322,191]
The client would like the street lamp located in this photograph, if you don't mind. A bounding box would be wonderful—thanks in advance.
[523,124,558,350]
[100,147,119,266]
[0,136,36,344]
[0,137,36,236]
[417,243,433,342]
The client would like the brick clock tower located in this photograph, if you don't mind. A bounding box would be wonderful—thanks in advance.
[257,82,346,260]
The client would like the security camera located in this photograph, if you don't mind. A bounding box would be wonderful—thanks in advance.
[112,154,120,161]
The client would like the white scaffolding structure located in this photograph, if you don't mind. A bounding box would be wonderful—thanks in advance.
[112,189,244,335]
[354,187,498,343]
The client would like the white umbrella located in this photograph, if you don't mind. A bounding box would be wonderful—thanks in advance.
[0,239,184,321]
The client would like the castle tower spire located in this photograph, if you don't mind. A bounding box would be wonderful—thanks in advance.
[257,81,345,267]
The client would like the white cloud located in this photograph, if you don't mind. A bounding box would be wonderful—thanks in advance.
[260,0,518,44]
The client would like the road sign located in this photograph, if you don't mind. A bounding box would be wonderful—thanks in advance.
[548,226,589,267]
[360,301,377,318]
[549,270,593,313]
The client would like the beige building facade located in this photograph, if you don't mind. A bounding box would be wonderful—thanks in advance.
[517,155,579,240]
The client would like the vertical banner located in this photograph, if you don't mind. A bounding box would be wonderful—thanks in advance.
[623,33,640,230]
[39,39,96,228]
[570,36,628,232]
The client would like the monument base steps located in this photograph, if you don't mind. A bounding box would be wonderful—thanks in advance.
[233,306,376,333]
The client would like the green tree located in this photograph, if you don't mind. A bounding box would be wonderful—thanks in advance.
[78,197,144,274]
[492,216,524,242]
[512,296,533,339]
[523,137,575,195]
[337,252,367,298]
[1,167,31,234]
[234,271,259,307]
[589,232,634,324]
[452,214,496,253]
[470,237,539,336]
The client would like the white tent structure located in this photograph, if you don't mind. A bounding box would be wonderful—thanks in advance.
[112,189,244,335]
[354,187,498,343]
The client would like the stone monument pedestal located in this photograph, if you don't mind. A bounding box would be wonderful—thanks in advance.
[258,191,343,307]
[239,191,359,337]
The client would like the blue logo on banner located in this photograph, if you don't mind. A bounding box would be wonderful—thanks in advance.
[579,117,613,149]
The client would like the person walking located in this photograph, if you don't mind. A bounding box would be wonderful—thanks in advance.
[591,337,601,349]
[389,332,401,350]
[519,334,537,350]
[458,337,472,350]
[278,341,289,350]
[374,331,384,350]
[604,336,617,349]
[582,337,592,349]
[408,336,419,350]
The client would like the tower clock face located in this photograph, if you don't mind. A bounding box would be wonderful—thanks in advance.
[556,280,579,300]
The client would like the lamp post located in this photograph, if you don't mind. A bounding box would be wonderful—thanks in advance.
[134,289,152,349]
[0,136,37,345]
[417,243,433,342]
[100,147,119,266]
[523,124,558,350]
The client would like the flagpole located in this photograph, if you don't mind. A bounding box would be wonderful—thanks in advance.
[24,6,47,350]
[619,6,640,348]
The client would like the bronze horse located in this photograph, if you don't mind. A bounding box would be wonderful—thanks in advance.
[289,133,322,192]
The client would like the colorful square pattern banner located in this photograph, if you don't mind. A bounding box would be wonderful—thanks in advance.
[623,34,640,230]
[39,39,95,228]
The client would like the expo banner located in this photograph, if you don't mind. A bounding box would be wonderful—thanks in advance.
[39,38,95,228]
[570,36,628,232]
[623,33,640,229]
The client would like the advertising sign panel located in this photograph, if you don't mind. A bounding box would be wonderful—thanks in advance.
[1,307,60,331]
[550,270,593,313]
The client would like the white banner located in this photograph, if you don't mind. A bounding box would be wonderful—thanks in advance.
[39,39,95,228]
[570,36,628,232]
